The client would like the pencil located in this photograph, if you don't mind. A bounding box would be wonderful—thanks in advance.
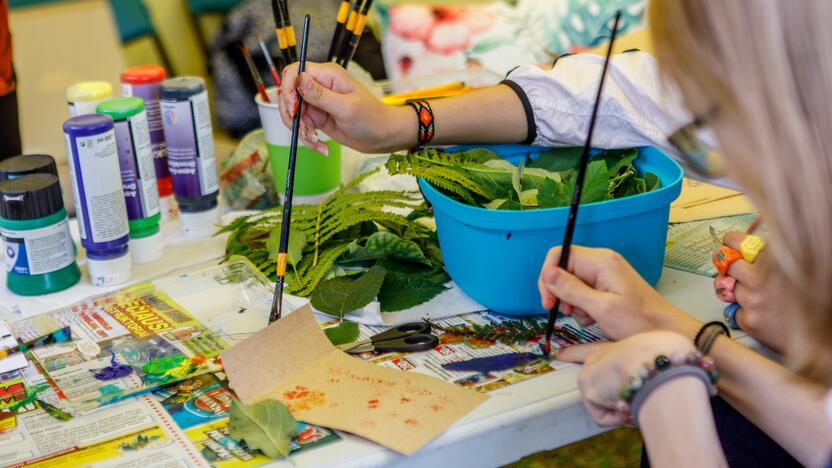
[269,14,311,323]
[279,0,297,62]
[271,0,291,64]
[543,11,622,356]
[327,0,351,61]
[339,0,374,69]
[256,32,282,88]
[239,42,270,103]
[336,0,363,65]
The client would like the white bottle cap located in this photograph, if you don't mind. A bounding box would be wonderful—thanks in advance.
[87,252,132,287]
[158,195,178,222]
[130,231,164,264]
[179,205,221,239]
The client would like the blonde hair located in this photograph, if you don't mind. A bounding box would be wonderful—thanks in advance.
[649,0,832,385]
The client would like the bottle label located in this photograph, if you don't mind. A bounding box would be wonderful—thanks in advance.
[113,110,161,221]
[122,83,170,180]
[2,218,75,276]
[160,90,219,201]
[66,128,130,244]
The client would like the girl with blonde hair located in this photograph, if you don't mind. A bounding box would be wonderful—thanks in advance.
[277,0,832,465]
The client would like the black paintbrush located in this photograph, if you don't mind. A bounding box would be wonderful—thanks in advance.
[327,0,352,62]
[271,0,291,65]
[336,0,363,65]
[543,11,622,355]
[268,14,311,323]
[338,0,374,69]
[279,0,297,62]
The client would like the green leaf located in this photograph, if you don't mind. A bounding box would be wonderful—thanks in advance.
[519,189,538,207]
[644,172,661,191]
[527,147,583,172]
[324,321,360,345]
[37,399,73,421]
[229,398,298,459]
[379,271,448,312]
[483,198,508,210]
[564,159,610,204]
[537,178,569,208]
[463,163,515,200]
[310,265,387,317]
[265,225,307,268]
[455,148,500,162]
[600,148,638,177]
[339,232,431,265]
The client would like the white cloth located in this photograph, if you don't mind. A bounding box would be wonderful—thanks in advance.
[506,51,692,158]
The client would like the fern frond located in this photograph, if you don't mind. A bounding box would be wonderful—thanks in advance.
[287,242,352,296]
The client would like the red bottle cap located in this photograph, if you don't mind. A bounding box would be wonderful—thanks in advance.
[121,65,167,84]
[157,177,174,197]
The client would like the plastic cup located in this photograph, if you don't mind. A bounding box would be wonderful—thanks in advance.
[255,87,341,205]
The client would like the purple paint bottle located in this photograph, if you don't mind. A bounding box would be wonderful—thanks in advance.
[159,77,220,238]
[63,114,132,286]
[121,65,177,221]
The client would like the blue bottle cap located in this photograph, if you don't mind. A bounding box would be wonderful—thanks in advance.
[63,114,114,135]
[160,76,206,101]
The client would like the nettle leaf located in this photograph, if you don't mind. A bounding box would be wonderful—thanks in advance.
[455,148,500,162]
[266,225,307,268]
[483,198,508,210]
[600,148,639,177]
[511,162,523,202]
[463,164,514,200]
[339,232,430,265]
[310,265,387,317]
[324,321,360,345]
[519,189,539,207]
[564,159,610,204]
[537,178,569,208]
[379,271,448,312]
[644,172,661,191]
[527,147,583,172]
[229,398,297,459]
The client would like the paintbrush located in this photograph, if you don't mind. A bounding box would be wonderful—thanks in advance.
[543,11,622,356]
[336,0,363,66]
[271,0,291,64]
[256,32,282,89]
[0,326,72,359]
[269,14,311,323]
[279,0,298,62]
[239,42,270,103]
[338,0,374,69]
[327,0,352,61]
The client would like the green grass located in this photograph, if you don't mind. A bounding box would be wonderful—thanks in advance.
[506,428,643,468]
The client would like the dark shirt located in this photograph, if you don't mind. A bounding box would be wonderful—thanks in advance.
[0,0,13,96]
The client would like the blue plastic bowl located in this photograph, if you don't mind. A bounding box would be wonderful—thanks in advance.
[419,144,683,316]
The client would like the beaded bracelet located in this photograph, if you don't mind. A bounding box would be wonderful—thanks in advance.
[407,99,435,148]
[618,351,719,426]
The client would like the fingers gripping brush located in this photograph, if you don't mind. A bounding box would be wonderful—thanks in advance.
[543,11,622,356]
[269,15,311,323]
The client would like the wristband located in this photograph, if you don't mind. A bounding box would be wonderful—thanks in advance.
[619,352,719,427]
[694,321,730,354]
[723,303,742,330]
[407,99,435,148]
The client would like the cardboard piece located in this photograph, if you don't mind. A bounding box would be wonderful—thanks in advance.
[222,306,488,455]
[670,179,757,223]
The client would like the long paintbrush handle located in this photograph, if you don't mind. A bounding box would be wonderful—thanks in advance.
[268,15,311,323]
[328,0,351,61]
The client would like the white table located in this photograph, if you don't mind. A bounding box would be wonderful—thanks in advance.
[0,216,735,467]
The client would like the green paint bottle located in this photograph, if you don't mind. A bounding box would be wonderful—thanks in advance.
[0,174,81,295]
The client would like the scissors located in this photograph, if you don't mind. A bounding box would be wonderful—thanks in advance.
[337,322,438,354]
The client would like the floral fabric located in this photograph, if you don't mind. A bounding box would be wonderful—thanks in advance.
[377,0,645,80]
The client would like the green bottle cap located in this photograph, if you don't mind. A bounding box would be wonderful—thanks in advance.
[96,97,145,120]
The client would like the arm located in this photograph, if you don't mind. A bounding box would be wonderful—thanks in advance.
[706,335,832,467]
[640,377,728,468]
[278,51,689,155]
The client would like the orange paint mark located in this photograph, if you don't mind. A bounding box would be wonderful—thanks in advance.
[367,399,379,409]
[404,418,419,428]
[361,420,377,428]
[399,396,411,404]
[283,385,326,413]
[430,404,443,413]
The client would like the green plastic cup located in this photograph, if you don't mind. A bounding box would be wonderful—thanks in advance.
[256,87,342,204]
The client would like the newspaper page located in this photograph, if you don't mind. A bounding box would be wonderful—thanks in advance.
[326,311,606,393]
[9,286,227,413]
[665,213,757,277]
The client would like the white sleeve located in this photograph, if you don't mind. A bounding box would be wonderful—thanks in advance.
[502,51,691,159]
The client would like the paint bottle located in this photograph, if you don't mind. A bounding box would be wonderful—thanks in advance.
[0,154,58,182]
[63,114,132,286]
[159,77,220,238]
[66,81,113,117]
[97,97,163,264]
[120,65,177,221]
[0,174,81,295]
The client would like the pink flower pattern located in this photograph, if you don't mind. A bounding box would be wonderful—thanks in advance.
[389,6,496,55]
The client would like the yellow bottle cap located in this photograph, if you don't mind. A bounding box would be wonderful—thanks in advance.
[66,81,113,103]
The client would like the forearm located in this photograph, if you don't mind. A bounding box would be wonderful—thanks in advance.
[639,376,727,467]
[708,336,832,466]
[381,85,529,152]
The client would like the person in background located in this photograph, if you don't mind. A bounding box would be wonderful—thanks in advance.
[275,0,832,465]
[0,0,22,160]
